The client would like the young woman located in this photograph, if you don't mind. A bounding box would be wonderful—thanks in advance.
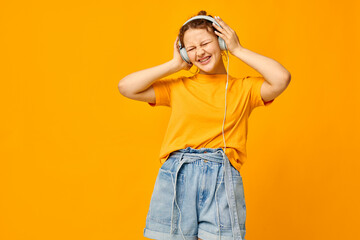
[118,10,291,240]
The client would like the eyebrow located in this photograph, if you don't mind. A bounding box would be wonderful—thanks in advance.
[185,39,212,50]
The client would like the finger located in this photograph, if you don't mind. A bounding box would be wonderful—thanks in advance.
[214,30,226,39]
[214,24,229,40]
[212,22,220,30]
[175,36,180,48]
[213,22,229,37]
[214,16,232,33]
[212,22,228,39]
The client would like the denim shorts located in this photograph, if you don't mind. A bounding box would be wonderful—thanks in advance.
[144,147,246,240]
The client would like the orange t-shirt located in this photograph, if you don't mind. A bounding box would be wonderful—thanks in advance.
[148,73,274,172]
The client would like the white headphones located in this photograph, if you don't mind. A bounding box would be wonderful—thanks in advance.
[178,15,227,64]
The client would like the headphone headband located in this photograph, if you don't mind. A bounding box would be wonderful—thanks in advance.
[179,15,221,48]
[182,15,221,28]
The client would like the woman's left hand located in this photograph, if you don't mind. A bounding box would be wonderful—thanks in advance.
[212,16,244,55]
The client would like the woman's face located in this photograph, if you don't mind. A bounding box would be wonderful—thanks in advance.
[183,28,226,74]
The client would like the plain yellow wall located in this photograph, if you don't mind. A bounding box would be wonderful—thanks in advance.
[1,0,359,239]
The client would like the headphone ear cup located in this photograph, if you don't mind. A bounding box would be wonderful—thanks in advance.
[217,37,227,51]
[180,47,191,64]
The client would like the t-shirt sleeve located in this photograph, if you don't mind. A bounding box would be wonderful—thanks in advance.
[147,78,175,107]
[246,76,275,110]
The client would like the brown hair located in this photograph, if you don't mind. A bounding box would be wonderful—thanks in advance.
[178,10,227,64]
[178,10,217,49]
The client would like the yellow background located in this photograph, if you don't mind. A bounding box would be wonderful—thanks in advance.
[1,0,359,239]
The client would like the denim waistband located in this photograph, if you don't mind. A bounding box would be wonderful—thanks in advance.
[169,147,225,162]
[168,147,243,240]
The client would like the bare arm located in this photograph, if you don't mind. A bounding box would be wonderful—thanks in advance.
[211,16,291,102]
[118,60,181,95]
[118,36,192,95]
[233,47,291,88]
[233,47,291,102]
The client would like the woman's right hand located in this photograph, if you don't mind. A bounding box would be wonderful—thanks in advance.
[172,36,193,71]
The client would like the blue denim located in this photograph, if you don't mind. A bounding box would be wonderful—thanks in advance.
[144,147,246,240]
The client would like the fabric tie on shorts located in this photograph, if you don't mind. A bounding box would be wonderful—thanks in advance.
[169,147,243,240]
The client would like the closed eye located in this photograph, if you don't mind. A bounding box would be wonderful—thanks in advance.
[187,42,210,51]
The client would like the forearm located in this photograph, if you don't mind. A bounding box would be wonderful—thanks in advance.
[118,60,181,95]
[233,47,291,87]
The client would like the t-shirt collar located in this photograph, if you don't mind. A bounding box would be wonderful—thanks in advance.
[193,73,231,83]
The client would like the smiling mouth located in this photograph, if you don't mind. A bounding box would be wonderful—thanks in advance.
[198,56,211,64]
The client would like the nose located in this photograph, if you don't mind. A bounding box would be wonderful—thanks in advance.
[196,47,205,56]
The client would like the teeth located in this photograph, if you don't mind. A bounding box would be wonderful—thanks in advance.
[199,56,210,62]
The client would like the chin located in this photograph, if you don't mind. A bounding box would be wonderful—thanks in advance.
[198,66,217,74]
[196,62,215,72]
[195,57,221,73]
